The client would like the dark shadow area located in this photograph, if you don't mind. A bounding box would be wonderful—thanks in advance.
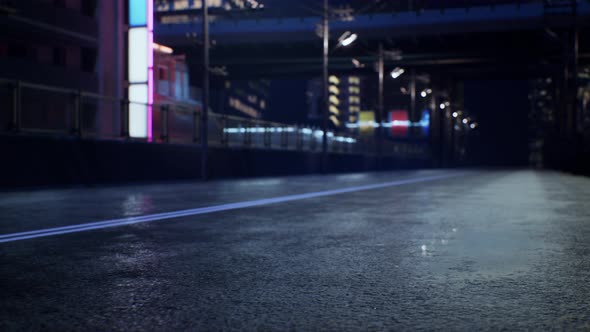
[465,80,530,167]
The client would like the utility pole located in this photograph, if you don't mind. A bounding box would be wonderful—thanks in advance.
[321,0,329,173]
[201,0,210,180]
[410,68,417,137]
[377,43,384,164]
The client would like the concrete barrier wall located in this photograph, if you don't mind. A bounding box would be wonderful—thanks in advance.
[0,134,432,188]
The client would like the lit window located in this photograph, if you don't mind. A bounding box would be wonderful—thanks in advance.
[348,76,360,84]
[329,95,340,106]
[349,86,360,94]
[330,105,340,116]
[329,75,340,85]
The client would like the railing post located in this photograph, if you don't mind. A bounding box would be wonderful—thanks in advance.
[246,119,252,147]
[120,99,129,138]
[264,125,271,148]
[221,115,228,146]
[161,104,169,143]
[11,80,21,132]
[296,125,303,150]
[281,126,289,148]
[72,89,82,136]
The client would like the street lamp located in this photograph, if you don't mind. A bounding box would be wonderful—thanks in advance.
[338,31,358,47]
[322,1,358,172]
[390,67,405,79]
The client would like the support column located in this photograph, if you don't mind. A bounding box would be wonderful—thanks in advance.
[567,28,578,136]
[429,82,439,167]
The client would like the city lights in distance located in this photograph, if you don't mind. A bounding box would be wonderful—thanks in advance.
[462,118,469,124]
[222,127,356,144]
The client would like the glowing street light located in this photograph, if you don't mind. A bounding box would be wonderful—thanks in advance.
[440,103,446,110]
[452,112,459,118]
[390,67,405,79]
[462,118,469,124]
[338,31,358,47]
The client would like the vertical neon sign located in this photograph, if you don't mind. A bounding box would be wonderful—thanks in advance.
[128,0,153,140]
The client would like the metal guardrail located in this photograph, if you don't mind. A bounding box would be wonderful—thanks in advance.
[0,79,429,158]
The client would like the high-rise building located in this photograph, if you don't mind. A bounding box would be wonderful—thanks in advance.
[0,0,124,135]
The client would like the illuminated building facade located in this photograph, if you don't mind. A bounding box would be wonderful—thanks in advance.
[327,75,362,130]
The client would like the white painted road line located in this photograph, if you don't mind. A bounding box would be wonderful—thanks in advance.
[0,173,463,244]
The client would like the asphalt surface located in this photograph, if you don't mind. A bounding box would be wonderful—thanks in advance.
[1,170,589,330]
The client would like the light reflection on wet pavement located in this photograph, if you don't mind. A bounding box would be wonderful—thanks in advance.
[1,170,589,330]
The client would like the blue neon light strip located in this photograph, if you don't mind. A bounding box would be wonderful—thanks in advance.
[129,0,147,27]
[0,173,464,244]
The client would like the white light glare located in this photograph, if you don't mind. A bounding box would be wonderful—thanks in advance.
[462,118,468,124]
[420,89,432,98]
[338,31,358,47]
[153,43,173,54]
[390,67,405,79]
[440,103,446,109]
[452,112,458,118]
[341,33,357,47]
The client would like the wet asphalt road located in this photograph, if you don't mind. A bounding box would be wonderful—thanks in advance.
[1,170,589,330]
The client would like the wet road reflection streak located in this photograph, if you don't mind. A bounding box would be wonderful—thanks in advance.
[0,172,464,244]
